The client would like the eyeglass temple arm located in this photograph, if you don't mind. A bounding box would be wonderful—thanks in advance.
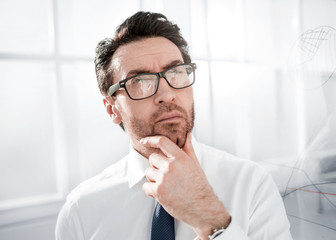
[107,83,121,97]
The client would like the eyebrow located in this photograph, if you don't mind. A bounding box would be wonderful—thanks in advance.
[126,59,183,77]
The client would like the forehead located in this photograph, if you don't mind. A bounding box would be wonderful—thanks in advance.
[110,37,184,79]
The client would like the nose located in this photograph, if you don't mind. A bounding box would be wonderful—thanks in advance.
[154,77,176,104]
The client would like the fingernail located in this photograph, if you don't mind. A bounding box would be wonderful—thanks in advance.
[140,138,145,144]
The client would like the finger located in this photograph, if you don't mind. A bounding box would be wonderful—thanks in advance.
[140,136,179,158]
[144,167,161,183]
[149,153,167,169]
[142,181,156,198]
[182,132,198,162]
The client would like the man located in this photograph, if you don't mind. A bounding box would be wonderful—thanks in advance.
[56,11,292,240]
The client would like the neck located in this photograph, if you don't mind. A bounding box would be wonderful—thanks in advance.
[130,138,160,159]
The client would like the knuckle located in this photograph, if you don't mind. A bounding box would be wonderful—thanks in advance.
[149,155,159,169]
[142,182,148,192]
[148,155,154,165]
[165,160,175,173]
[148,153,156,161]
[144,167,151,176]
[159,172,166,183]
[165,162,171,172]
[156,171,163,181]
[160,160,168,171]
[156,184,165,199]
[157,136,165,146]
[150,184,158,198]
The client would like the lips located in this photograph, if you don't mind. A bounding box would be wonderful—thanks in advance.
[155,111,183,123]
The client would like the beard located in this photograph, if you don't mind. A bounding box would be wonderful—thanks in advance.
[123,102,194,148]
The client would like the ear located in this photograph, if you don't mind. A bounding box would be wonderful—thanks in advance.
[103,97,122,125]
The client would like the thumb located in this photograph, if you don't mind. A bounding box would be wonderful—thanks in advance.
[182,132,198,162]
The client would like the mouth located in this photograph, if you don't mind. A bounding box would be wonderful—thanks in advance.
[155,111,183,124]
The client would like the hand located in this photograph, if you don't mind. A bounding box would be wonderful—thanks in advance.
[141,133,231,239]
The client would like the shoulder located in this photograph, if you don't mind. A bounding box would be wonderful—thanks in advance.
[56,156,130,236]
[65,155,129,206]
[198,142,265,171]
[196,141,269,185]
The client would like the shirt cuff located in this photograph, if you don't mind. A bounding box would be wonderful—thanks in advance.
[214,219,248,240]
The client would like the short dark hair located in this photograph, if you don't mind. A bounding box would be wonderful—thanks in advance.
[94,11,191,95]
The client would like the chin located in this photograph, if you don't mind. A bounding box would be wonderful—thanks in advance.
[176,136,187,148]
[153,122,191,147]
[158,130,187,148]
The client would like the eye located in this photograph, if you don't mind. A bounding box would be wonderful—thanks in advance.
[171,66,188,75]
[130,77,143,86]
[126,75,156,91]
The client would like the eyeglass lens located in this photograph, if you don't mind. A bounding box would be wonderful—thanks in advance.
[125,64,194,99]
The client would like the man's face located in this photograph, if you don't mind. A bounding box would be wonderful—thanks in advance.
[105,37,194,151]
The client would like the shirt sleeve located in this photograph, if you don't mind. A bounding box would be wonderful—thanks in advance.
[55,200,85,240]
[215,172,292,240]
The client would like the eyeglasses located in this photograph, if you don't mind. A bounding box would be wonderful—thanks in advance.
[107,63,196,100]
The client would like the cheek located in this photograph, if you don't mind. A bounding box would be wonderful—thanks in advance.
[120,100,153,121]
[133,106,152,119]
[181,89,194,109]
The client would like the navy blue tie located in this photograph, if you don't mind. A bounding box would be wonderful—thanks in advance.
[151,202,175,240]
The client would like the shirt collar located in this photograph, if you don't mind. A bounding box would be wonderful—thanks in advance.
[127,144,149,189]
[126,134,202,189]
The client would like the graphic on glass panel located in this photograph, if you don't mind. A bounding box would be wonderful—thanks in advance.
[272,26,336,237]
[289,26,336,89]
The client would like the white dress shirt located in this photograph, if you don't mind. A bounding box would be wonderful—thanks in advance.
[56,137,292,239]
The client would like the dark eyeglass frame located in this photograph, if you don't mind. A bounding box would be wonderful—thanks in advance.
[107,63,197,100]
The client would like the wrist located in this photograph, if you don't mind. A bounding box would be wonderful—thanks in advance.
[193,208,231,240]
[190,190,231,239]
[208,228,226,240]
[194,224,230,240]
